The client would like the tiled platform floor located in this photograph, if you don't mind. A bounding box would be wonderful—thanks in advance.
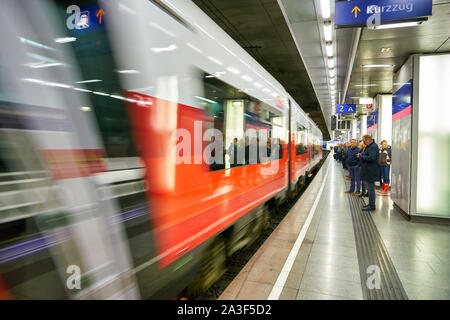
[219,155,450,300]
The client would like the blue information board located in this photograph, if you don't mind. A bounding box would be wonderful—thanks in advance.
[336,104,356,114]
[335,0,432,28]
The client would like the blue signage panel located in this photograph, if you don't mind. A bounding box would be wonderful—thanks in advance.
[335,0,432,28]
[392,79,413,116]
[336,104,356,114]
[367,109,378,129]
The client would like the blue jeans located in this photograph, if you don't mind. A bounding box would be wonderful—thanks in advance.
[380,166,390,184]
[349,165,361,192]
[367,181,376,208]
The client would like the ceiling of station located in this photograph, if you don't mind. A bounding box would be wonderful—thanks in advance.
[192,0,331,139]
[342,0,450,104]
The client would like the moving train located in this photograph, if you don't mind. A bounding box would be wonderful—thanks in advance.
[0,0,323,299]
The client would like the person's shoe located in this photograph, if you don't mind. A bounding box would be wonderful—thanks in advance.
[377,183,387,194]
[344,190,354,194]
[346,176,351,180]
[358,192,365,197]
[362,206,376,211]
[353,192,361,196]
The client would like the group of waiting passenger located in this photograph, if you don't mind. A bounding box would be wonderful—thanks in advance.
[209,137,283,171]
[333,135,392,211]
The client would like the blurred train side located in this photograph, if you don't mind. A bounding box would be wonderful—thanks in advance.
[0,0,322,299]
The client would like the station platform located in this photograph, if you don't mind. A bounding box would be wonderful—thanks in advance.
[219,154,450,300]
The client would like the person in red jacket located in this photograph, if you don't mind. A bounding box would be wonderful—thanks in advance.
[378,140,392,195]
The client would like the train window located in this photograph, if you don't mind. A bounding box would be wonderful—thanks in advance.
[202,73,283,170]
[295,124,308,155]
[51,0,137,158]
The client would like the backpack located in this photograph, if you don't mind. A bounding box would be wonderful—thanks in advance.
[378,150,389,167]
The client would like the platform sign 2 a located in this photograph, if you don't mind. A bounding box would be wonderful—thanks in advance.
[335,0,432,28]
[336,104,356,114]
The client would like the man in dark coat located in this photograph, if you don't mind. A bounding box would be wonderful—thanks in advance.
[345,139,361,194]
[357,134,379,211]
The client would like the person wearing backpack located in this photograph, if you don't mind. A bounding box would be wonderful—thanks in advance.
[377,140,392,195]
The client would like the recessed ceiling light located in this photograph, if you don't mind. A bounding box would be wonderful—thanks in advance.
[380,47,392,53]
[325,43,333,57]
[354,84,378,87]
[320,0,331,19]
[323,23,333,42]
[329,69,335,77]
[76,79,102,84]
[362,64,394,68]
[55,37,76,43]
[327,58,334,68]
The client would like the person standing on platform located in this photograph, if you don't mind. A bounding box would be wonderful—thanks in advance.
[345,139,361,195]
[357,141,368,198]
[377,140,392,195]
[357,135,379,211]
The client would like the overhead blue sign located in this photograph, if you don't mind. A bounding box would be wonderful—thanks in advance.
[336,104,356,114]
[335,0,432,28]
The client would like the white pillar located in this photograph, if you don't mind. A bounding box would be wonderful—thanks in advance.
[377,94,392,145]
[361,115,367,136]
[352,120,357,139]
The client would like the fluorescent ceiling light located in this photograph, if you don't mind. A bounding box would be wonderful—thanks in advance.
[76,79,102,84]
[330,78,335,85]
[329,69,335,77]
[74,88,92,93]
[195,95,217,104]
[375,21,423,29]
[354,83,377,87]
[195,23,215,40]
[93,91,110,96]
[362,64,394,68]
[241,75,253,82]
[325,44,333,57]
[110,95,126,100]
[324,24,333,42]
[208,56,223,66]
[151,44,177,53]
[18,36,55,51]
[81,106,91,112]
[359,97,373,104]
[263,88,271,93]
[320,0,331,19]
[54,37,76,44]
[116,70,140,74]
[327,58,334,68]
[185,42,202,53]
[226,66,241,75]
[253,82,263,88]
[24,62,64,69]
[221,44,236,57]
[22,78,71,89]
[150,22,175,37]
